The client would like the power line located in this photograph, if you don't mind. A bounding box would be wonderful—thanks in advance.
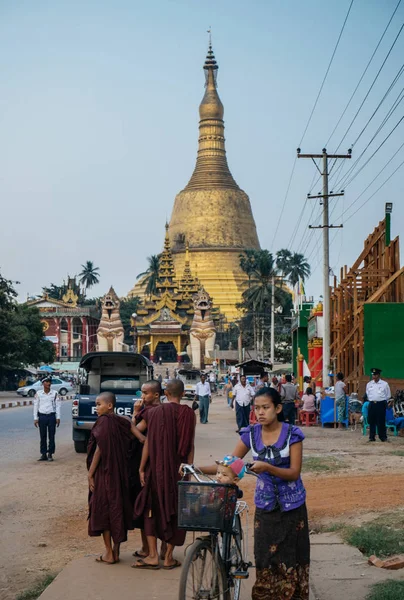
[335,84,404,189]
[344,157,404,223]
[298,0,355,147]
[334,143,404,222]
[277,1,354,248]
[325,0,403,149]
[352,64,404,147]
[271,156,297,251]
[332,21,404,153]
[339,113,404,189]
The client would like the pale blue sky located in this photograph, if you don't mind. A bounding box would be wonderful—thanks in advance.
[1,0,403,304]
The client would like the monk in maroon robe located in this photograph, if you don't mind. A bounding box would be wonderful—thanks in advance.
[133,379,196,570]
[129,380,163,559]
[87,392,133,564]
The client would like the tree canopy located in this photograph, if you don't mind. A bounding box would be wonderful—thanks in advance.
[0,272,55,368]
[136,255,160,297]
[79,261,100,295]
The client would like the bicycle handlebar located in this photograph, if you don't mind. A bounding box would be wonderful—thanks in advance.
[181,462,259,481]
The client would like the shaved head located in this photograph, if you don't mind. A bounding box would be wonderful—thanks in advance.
[165,379,184,399]
[145,380,162,395]
[97,391,116,408]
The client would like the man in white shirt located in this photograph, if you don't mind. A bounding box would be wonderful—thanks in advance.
[233,375,255,432]
[366,368,391,442]
[195,373,212,424]
[34,377,61,461]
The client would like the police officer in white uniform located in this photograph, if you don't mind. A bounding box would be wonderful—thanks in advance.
[34,377,61,461]
[366,368,391,442]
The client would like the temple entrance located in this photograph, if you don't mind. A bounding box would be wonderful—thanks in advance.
[155,341,177,362]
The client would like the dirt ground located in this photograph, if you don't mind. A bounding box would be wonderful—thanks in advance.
[1,423,404,600]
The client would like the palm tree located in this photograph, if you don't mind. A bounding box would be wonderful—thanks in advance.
[240,250,290,356]
[79,261,100,295]
[276,249,292,279]
[239,249,259,288]
[136,255,160,297]
[286,252,311,288]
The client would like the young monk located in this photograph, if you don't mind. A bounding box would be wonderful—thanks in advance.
[133,378,196,570]
[87,391,133,564]
[129,380,164,560]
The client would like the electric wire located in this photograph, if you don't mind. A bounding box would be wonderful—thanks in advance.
[335,150,404,223]
[337,113,404,190]
[332,21,404,153]
[298,0,355,147]
[324,0,402,149]
[334,84,404,189]
[281,1,354,250]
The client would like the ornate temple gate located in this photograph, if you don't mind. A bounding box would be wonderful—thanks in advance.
[330,217,404,393]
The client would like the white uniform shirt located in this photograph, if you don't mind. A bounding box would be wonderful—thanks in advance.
[366,379,391,403]
[34,390,61,420]
[233,383,255,406]
[195,381,211,397]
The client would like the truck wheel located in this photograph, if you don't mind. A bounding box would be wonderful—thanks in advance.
[74,440,88,453]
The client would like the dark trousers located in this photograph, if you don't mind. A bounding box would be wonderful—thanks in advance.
[38,412,56,455]
[236,403,251,431]
[368,401,387,441]
[282,402,296,425]
[199,395,210,424]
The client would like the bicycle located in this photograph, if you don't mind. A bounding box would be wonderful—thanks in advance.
[178,463,256,600]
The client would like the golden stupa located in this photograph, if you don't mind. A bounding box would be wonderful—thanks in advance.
[129,42,260,321]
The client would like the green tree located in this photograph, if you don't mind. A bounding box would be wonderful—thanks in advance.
[119,296,141,345]
[276,249,292,279]
[239,249,259,288]
[286,252,311,287]
[79,261,100,295]
[136,255,160,297]
[42,283,67,300]
[0,271,56,368]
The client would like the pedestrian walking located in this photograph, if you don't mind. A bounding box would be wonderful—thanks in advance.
[195,373,212,424]
[335,372,347,429]
[233,375,255,431]
[223,379,233,407]
[255,371,269,392]
[33,377,61,462]
[366,368,391,442]
[133,379,196,570]
[280,374,300,425]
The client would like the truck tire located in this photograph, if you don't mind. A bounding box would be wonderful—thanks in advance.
[74,440,88,453]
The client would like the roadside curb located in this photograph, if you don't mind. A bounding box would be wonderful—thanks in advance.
[0,394,75,410]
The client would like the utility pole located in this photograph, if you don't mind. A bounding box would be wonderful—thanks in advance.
[297,147,351,388]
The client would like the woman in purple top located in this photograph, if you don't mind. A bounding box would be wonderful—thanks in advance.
[232,387,310,600]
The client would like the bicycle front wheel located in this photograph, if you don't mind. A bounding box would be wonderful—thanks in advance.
[179,538,227,600]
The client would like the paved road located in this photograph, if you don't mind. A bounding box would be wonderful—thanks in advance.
[0,400,73,467]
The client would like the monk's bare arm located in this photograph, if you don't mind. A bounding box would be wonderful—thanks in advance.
[130,419,147,444]
[139,438,149,486]
[88,446,101,491]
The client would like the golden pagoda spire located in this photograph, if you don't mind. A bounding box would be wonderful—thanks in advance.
[184,39,239,191]
[156,223,177,293]
[178,240,199,299]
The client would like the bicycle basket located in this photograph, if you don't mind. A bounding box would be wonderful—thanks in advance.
[178,481,238,533]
